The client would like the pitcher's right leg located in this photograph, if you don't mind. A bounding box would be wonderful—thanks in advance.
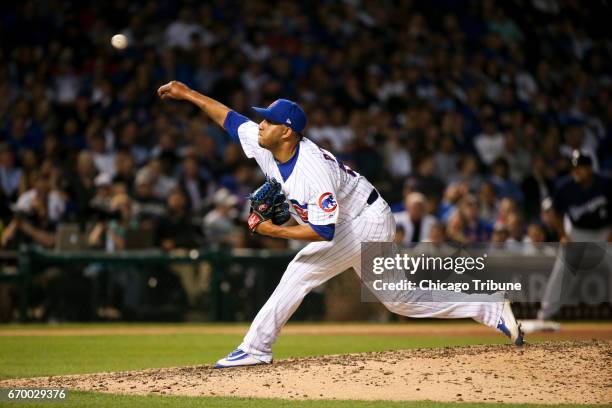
[216,223,359,368]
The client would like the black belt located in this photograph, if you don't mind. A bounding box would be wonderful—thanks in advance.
[367,189,379,205]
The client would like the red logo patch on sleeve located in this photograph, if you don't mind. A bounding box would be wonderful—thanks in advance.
[290,199,309,222]
[318,192,337,213]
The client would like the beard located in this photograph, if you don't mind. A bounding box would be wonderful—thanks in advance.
[257,135,273,150]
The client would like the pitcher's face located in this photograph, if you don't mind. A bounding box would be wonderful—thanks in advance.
[258,119,289,149]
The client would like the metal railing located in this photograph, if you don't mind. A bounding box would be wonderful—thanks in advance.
[5,246,297,322]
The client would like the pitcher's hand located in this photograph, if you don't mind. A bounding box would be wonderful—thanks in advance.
[157,80,190,100]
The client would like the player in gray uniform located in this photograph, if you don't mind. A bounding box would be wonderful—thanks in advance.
[157,80,524,368]
[522,151,612,333]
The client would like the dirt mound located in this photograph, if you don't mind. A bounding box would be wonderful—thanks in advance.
[2,341,611,404]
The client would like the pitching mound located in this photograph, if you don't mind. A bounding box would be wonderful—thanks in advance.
[2,340,611,404]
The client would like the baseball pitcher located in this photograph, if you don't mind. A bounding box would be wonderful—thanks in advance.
[157,81,524,368]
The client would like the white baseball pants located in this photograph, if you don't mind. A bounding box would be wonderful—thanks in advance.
[538,223,611,319]
[239,198,503,362]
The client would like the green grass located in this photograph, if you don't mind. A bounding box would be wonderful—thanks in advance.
[1,392,605,408]
[0,324,606,407]
[0,331,506,379]
[0,320,523,329]
[0,322,246,329]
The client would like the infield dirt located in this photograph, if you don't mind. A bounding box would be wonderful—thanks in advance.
[2,340,611,405]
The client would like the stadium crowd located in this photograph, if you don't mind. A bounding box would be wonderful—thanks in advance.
[1,0,611,253]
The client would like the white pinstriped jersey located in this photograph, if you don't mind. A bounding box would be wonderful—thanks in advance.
[236,120,375,226]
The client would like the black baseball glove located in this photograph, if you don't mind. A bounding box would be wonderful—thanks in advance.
[271,192,291,225]
[247,177,289,232]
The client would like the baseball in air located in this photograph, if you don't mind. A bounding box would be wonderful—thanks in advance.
[111,34,128,49]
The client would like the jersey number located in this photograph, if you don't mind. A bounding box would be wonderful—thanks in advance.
[320,148,357,177]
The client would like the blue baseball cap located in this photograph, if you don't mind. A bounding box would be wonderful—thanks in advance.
[252,99,307,133]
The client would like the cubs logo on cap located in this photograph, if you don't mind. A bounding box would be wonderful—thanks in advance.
[318,192,337,213]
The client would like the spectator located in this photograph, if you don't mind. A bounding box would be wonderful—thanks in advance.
[113,149,136,187]
[0,143,21,200]
[382,128,411,181]
[2,184,58,249]
[560,125,599,170]
[477,181,498,224]
[14,173,65,223]
[506,211,525,242]
[521,155,556,221]
[156,189,203,250]
[393,225,405,246]
[540,198,560,242]
[474,120,505,166]
[404,153,445,205]
[450,154,483,193]
[306,107,354,154]
[491,222,510,246]
[521,222,556,256]
[426,222,446,245]
[496,197,519,225]
[179,155,209,214]
[164,7,212,51]
[89,173,114,215]
[438,182,467,223]
[447,194,493,244]
[394,192,437,246]
[132,167,166,218]
[87,133,116,177]
[117,122,149,166]
[2,115,44,154]
[489,157,524,203]
[502,132,531,183]
[488,9,523,43]
[203,188,241,246]
[88,193,137,251]
[524,223,546,244]
[65,151,97,221]
[148,157,178,200]
[53,63,80,104]
[434,136,458,184]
